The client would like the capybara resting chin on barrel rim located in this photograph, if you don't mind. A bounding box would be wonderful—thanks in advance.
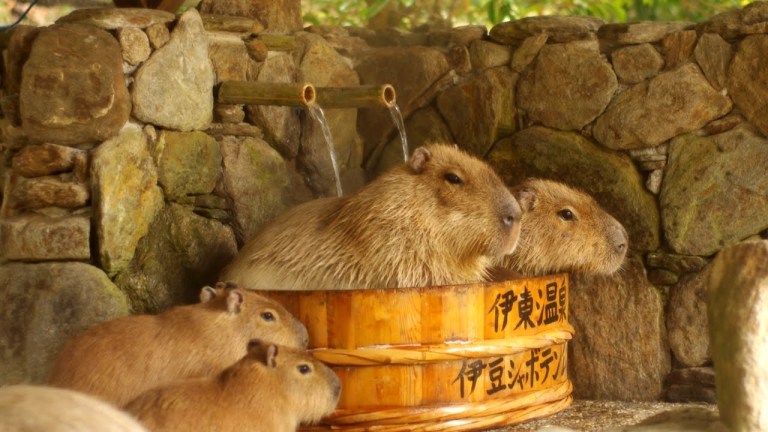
[494,178,628,278]
[47,282,309,407]
[124,339,341,432]
[220,143,523,291]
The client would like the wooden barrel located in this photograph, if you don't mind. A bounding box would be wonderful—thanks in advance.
[263,273,573,431]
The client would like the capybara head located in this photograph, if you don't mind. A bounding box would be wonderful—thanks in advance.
[508,178,628,276]
[202,282,309,349]
[229,340,341,424]
[402,144,522,260]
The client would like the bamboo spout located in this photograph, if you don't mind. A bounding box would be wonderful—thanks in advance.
[217,82,316,107]
[314,84,396,109]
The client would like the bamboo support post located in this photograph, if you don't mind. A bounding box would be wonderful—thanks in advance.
[314,84,397,109]
[217,82,316,107]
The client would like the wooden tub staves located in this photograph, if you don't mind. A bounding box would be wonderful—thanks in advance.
[263,274,574,431]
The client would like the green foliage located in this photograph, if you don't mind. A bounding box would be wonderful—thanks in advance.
[302,0,751,29]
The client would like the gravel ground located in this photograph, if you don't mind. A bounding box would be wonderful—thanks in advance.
[487,399,724,431]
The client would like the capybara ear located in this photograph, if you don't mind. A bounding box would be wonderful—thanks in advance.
[246,339,276,367]
[226,289,245,314]
[514,187,537,213]
[408,146,432,174]
[199,286,217,303]
[265,344,278,367]
[248,340,278,368]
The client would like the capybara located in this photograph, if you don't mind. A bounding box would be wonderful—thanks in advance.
[221,143,522,290]
[47,283,308,407]
[125,339,341,432]
[495,178,628,277]
[0,385,147,432]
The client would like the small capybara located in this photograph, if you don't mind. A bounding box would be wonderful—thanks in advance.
[221,143,522,290]
[0,385,148,432]
[47,282,308,407]
[125,339,341,432]
[495,178,628,277]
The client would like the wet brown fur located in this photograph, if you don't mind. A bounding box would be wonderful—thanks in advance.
[47,283,309,407]
[221,143,522,290]
[125,340,341,432]
[497,179,628,277]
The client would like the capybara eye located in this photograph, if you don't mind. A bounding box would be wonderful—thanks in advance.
[298,364,312,375]
[444,172,463,185]
[557,209,575,221]
[260,311,276,321]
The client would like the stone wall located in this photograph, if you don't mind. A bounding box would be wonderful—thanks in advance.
[1,1,767,402]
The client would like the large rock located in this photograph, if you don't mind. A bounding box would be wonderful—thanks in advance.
[0,262,130,385]
[593,63,732,150]
[517,40,617,131]
[8,175,89,210]
[666,267,711,367]
[666,367,717,403]
[117,27,151,66]
[296,32,362,197]
[611,43,664,84]
[569,254,670,400]
[156,131,221,200]
[19,23,130,145]
[598,21,692,45]
[436,66,517,157]
[3,25,40,125]
[208,32,249,83]
[198,0,301,33]
[696,1,768,39]
[661,126,768,256]
[728,35,768,137]
[0,215,90,261]
[693,33,733,91]
[56,7,175,29]
[489,16,603,45]
[709,240,768,432]
[114,203,237,314]
[11,143,86,177]
[662,30,698,70]
[354,46,449,160]
[218,136,292,244]
[245,52,301,159]
[487,126,660,251]
[91,129,164,276]
[132,9,214,131]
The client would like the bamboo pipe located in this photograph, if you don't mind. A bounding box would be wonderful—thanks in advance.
[217,82,316,107]
[314,84,397,109]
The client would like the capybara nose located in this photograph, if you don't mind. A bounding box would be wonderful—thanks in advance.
[611,225,629,254]
[501,199,522,228]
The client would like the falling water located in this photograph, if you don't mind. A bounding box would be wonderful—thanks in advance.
[307,104,343,197]
[388,104,409,161]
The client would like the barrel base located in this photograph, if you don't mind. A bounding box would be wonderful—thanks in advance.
[303,380,573,431]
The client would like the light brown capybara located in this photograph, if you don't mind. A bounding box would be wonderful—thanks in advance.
[125,339,341,432]
[0,385,148,432]
[47,282,308,407]
[494,178,628,277]
[221,143,522,290]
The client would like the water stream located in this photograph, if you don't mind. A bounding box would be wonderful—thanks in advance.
[388,104,409,161]
[307,104,343,197]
